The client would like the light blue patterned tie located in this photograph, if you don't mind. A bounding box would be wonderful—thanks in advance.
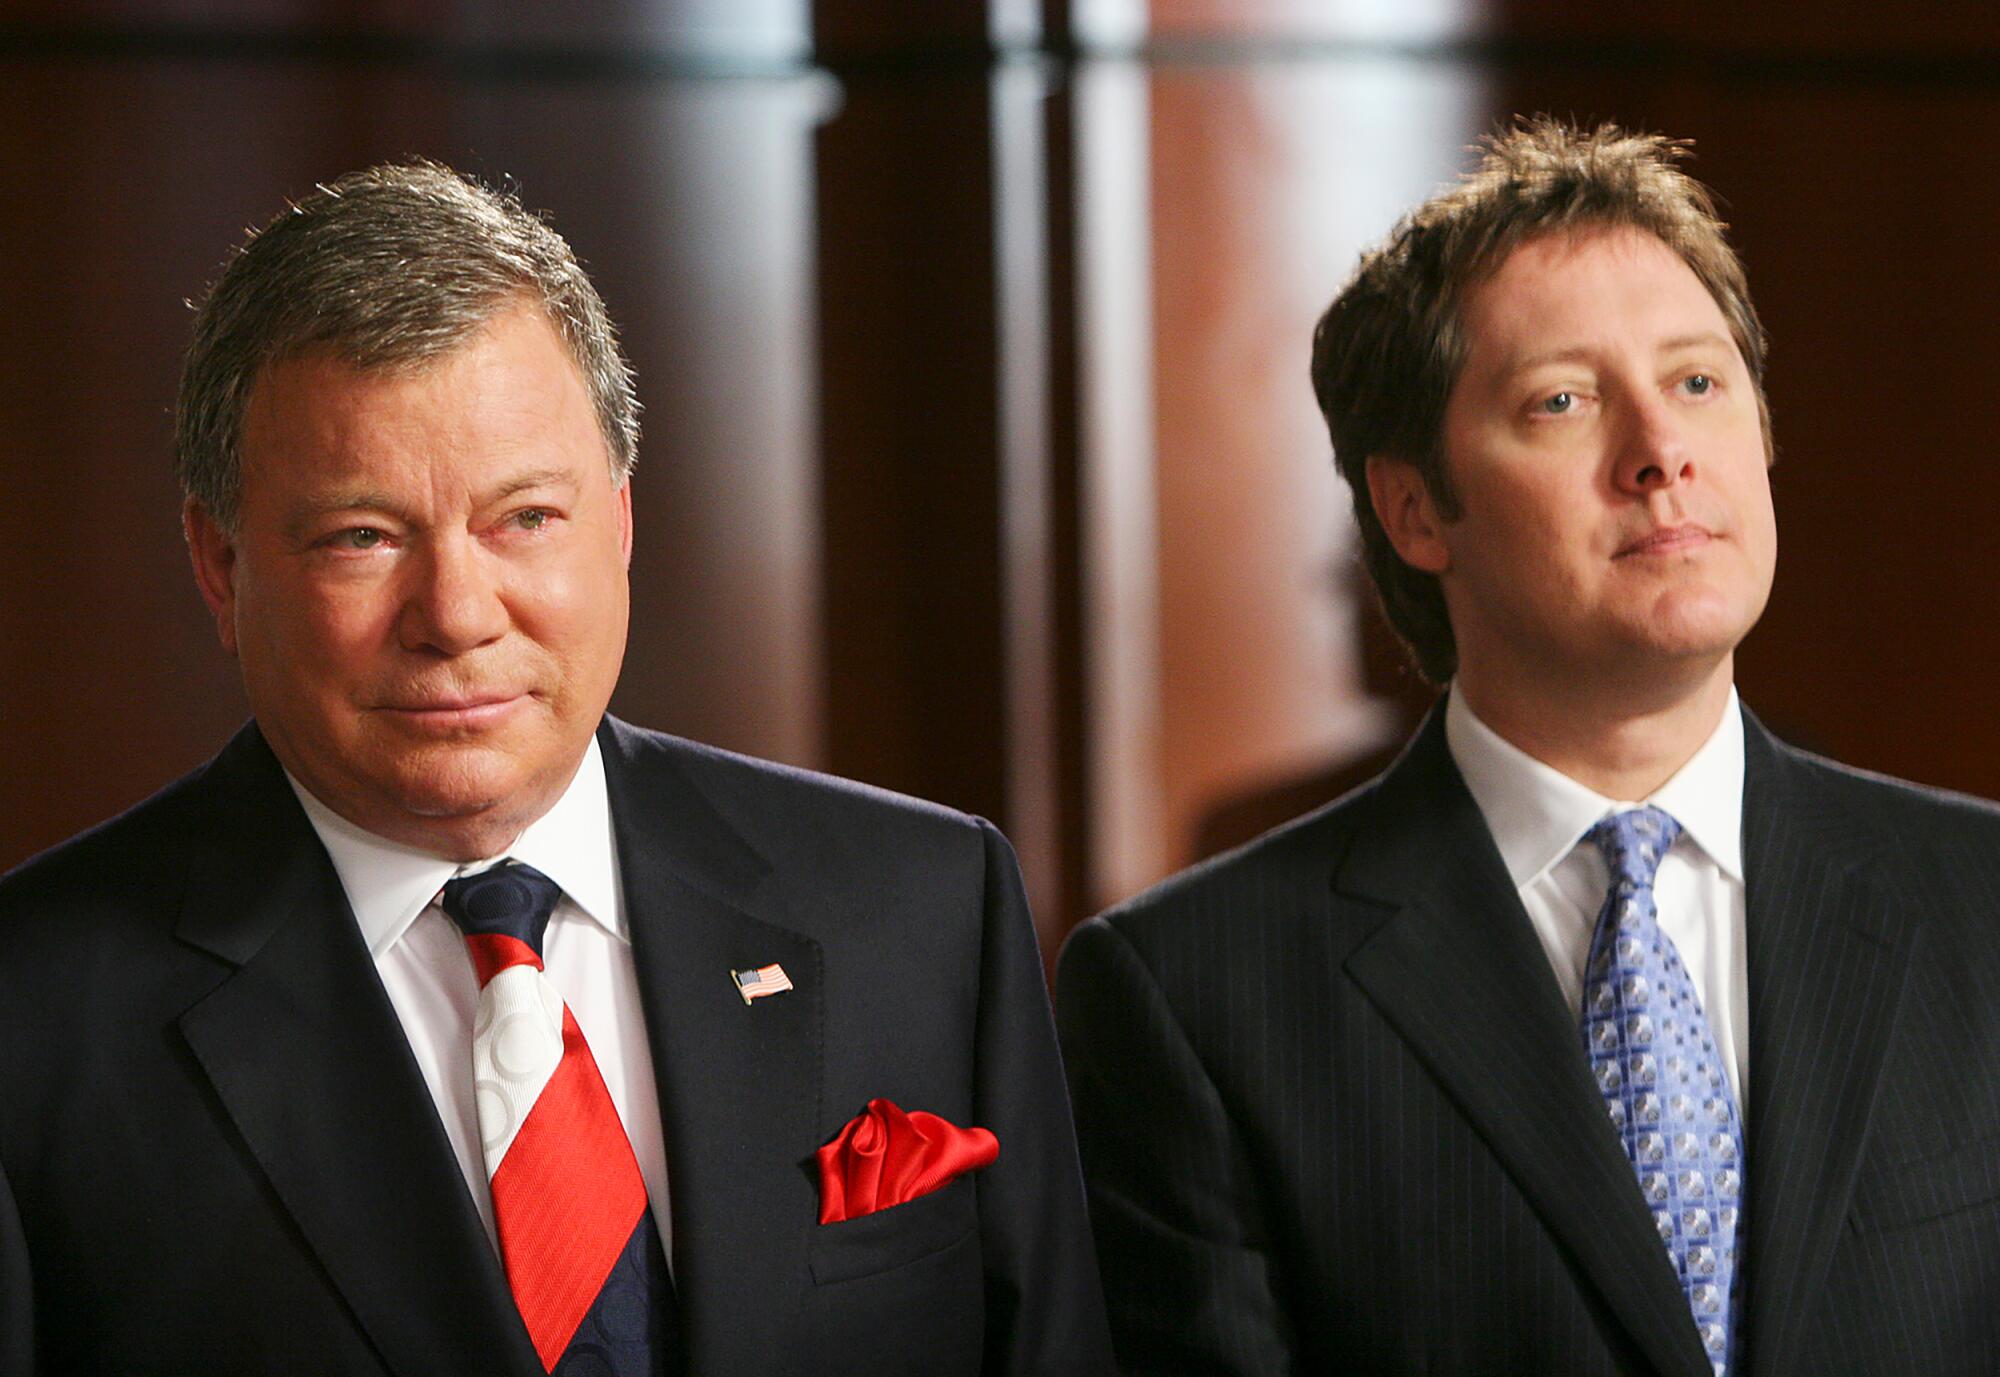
[1581,807,1744,1376]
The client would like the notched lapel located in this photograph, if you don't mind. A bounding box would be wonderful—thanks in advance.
[1339,713,1714,1377]
[603,721,824,1376]
[1739,720,1916,1377]
[175,727,538,1377]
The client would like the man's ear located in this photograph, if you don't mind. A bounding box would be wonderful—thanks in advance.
[1365,456,1451,575]
[184,501,241,657]
[614,477,634,570]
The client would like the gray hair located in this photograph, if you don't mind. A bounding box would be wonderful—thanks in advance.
[176,159,640,531]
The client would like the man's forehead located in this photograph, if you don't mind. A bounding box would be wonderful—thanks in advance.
[1459,226,1729,367]
[248,303,579,416]
[1481,221,1669,275]
[249,291,564,390]
[236,306,606,504]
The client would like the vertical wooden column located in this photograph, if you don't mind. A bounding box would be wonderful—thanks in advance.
[813,5,1098,951]
[1070,54,1171,910]
[473,79,832,772]
[813,15,1013,832]
[1060,3,1499,907]
[992,53,1076,950]
[1032,2,1102,941]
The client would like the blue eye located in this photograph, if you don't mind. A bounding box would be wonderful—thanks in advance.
[1685,374,1712,395]
[1541,391,1574,414]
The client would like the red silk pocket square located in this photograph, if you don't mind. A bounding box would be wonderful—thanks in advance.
[815,1098,999,1224]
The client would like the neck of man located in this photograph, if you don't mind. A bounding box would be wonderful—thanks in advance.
[1451,651,1736,803]
[275,746,580,865]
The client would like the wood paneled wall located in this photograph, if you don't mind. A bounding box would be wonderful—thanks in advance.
[6,2,1999,959]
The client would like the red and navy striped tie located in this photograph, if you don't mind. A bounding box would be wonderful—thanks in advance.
[440,861,678,1375]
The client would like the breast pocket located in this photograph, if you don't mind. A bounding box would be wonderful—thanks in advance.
[807,1174,979,1285]
[1850,1134,2000,1232]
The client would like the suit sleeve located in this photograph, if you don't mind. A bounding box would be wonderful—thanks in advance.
[970,819,1116,1376]
[1056,916,1295,1375]
[0,1154,31,1375]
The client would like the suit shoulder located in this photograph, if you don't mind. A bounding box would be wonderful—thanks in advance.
[0,755,218,919]
[604,719,992,854]
[1773,737,2000,849]
[1088,772,1383,951]
[603,722,1018,961]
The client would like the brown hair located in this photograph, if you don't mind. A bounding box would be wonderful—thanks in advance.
[176,159,639,531]
[1309,117,1770,682]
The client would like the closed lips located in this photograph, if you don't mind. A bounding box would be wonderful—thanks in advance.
[1618,524,1712,556]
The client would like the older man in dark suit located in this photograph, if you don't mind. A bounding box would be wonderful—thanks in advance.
[0,161,1111,1377]
[1058,119,2000,1376]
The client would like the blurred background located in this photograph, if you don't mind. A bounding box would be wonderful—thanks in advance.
[5,1,2000,965]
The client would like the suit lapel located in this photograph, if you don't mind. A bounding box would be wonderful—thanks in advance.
[174,727,537,1377]
[1341,711,1713,1377]
[1737,716,1915,1377]
[600,720,822,1376]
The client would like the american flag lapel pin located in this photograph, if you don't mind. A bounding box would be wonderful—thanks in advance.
[733,963,795,1005]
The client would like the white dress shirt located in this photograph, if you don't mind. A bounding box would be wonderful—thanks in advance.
[1444,688,1750,1113]
[287,737,673,1258]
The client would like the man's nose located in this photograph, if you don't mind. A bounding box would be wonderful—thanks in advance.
[399,536,508,653]
[1612,394,1695,495]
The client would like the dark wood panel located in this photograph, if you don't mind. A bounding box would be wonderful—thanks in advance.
[1138,0,2000,57]
[11,3,2000,941]
[1492,2,2000,60]
[1,57,368,867]
[813,67,1014,825]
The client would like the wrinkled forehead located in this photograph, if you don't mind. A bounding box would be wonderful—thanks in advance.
[252,286,544,388]
[236,304,605,497]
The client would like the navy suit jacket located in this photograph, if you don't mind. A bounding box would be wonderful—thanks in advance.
[1058,704,2000,1375]
[0,718,1112,1376]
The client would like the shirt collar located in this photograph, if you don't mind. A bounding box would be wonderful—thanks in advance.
[1445,685,1745,889]
[287,735,625,957]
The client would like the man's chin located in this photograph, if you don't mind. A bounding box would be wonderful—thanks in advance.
[367,785,538,861]
[1634,582,1764,660]
[384,755,552,827]
[345,752,554,856]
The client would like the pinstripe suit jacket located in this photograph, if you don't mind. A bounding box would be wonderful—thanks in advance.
[1057,703,2000,1375]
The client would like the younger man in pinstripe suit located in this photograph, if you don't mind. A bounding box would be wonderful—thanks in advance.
[1059,118,2000,1376]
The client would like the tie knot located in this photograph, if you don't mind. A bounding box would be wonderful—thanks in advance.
[1587,806,1682,892]
[439,860,564,957]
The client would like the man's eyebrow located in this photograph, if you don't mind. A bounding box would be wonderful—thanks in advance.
[1656,330,1737,356]
[484,468,577,504]
[1503,344,1595,376]
[284,490,404,533]
[279,469,579,535]
[1499,331,1737,378]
